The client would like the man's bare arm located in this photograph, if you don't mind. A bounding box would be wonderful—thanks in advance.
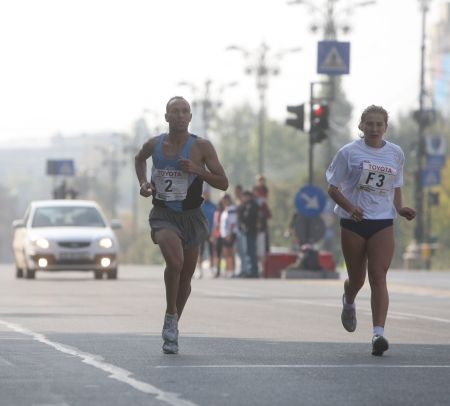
[178,139,228,191]
[134,137,157,197]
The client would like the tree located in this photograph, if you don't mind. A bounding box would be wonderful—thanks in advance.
[0,184,19,263]
[387,111,450,268]
[216,103,258,187]
[216,103,310,247]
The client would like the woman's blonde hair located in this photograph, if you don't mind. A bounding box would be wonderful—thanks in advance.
[358,105,389,131]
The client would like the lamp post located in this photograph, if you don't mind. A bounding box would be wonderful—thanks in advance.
[287,0,376,40]
[414,0,433,246]
[226,42,301,176]
[178,79,237,140]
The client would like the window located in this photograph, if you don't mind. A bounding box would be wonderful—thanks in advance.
[32,206,106,228]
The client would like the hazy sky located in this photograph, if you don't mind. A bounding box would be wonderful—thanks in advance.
[0,0,445,145]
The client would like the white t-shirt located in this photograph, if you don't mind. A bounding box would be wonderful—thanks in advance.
[326,138,404,220]
[219,205,238,238]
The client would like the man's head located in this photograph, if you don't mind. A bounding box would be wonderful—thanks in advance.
[165,96,192,133]
[254,174,268,199]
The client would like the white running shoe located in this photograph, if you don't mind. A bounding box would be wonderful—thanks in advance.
[162,313,178,354]
[341,294,357,332]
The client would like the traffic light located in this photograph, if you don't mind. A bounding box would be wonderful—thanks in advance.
[310,103,329,143]
[286,104,305,131]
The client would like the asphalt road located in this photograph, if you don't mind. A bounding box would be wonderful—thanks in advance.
[0,264,449,406]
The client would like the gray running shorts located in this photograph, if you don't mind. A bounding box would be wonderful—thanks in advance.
[148,206,209,248]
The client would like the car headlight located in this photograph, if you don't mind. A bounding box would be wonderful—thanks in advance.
[98,237,113,248]
[34,238,50,249]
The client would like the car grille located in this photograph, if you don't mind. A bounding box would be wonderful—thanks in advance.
[58,241,91,249]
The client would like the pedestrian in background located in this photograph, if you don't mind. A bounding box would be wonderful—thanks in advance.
[253,185,271,267]
[218,193,237,277]
[326,105,416,356]
[196,187,217,278]
[212,198,224,278]
[239,190,259,278]
[134,96,228,354]
[234,184,249,277]
[253,174,269,201]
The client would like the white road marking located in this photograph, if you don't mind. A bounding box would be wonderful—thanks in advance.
[0,320,197,406]
[273,299,450,323]
[0,355,13,366]
[389,311,450,324]
[384,314,414,320]
[156,364,450,369]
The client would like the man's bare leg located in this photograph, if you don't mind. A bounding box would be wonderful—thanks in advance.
[155,229,184,315]
[155,229,184,354]
[177,246,199,319]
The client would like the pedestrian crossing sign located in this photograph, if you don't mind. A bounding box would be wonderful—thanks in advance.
[317,41,350,75]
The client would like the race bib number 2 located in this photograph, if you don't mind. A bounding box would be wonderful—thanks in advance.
[357,162,396,195]
[154,169,189,201]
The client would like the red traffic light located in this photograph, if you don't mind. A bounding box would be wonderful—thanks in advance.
[312,104,327,118]
[311,104,329,132]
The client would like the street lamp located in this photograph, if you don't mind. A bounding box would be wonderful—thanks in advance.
[287,0,376,39]
[178,79,237,139]
[226,42,301,175]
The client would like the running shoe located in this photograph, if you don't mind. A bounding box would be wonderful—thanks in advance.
[162,313,179,354]
[372,335,389,356]
[341,294,357,332]
[162,340,179,355]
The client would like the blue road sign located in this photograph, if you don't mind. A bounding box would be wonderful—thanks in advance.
[46,159,75,176]
[295,185,327,218]
[426,155,446,170]
[426,136,446,156]
[317,41,350,75]
[421,169,441,187]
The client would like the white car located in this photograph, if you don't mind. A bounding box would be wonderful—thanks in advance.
[12,200,120,280]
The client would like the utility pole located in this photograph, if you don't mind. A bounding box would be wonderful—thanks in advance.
[414,0,432,245]
[227,42,301,176]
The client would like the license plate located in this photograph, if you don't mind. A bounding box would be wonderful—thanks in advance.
[59,252,90,260]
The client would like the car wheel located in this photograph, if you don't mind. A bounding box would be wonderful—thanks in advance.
[106,268,118,280]
[25,269,36,279]
[94,270,103,280]
[16,268,24,278]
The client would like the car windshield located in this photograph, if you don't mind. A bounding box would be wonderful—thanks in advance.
[31,206,106,228]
